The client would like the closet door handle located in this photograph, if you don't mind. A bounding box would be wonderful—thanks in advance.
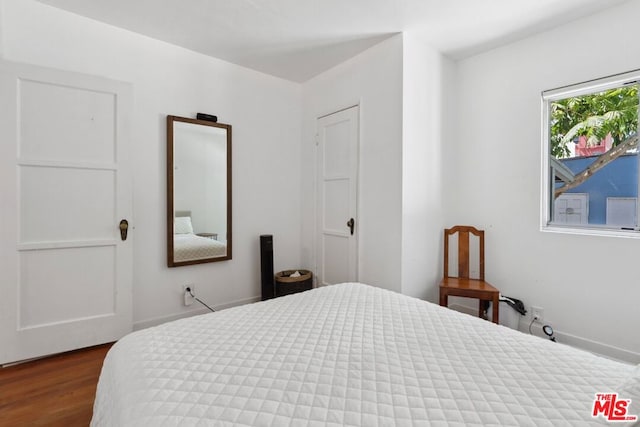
[119,219,129,241]
[347,218,355,235]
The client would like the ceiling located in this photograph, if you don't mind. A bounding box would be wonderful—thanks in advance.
[37,0,629,83]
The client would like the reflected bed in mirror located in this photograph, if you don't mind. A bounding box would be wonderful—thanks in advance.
[167,115,232,267]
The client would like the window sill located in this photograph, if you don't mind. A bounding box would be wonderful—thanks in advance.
[541,224,640,239]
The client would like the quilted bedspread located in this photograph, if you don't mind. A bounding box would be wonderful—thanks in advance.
[91,283,636,426]
[173,234,226,262]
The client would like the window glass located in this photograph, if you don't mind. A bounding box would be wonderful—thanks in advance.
[544,76,639,232]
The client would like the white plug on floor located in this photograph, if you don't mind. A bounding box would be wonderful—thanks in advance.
[183,284,195,306]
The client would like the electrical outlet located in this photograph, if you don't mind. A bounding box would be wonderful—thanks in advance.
[183,284,195,306]
[531,306,544,322]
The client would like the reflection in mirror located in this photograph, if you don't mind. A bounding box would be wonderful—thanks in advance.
[167,115,232,267]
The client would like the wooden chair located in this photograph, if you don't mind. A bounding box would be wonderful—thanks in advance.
[439,225,500,324]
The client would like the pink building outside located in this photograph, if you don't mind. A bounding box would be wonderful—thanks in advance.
[574,133,613,157]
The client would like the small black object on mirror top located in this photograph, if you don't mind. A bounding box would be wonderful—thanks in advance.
[197,113,217,122]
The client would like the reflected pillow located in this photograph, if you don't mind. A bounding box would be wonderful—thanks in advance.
[174,216,194,234]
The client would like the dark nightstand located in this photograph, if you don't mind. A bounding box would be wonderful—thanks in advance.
[196,233,218,240]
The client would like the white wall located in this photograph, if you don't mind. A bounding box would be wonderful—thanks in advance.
[451,0,640,361]
[301,35,404,292]
[0,0,303,327]
[400,34,455,301]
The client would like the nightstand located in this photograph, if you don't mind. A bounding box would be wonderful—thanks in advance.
[196,233,218,240]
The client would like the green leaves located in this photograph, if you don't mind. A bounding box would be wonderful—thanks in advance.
[550,85,638,159]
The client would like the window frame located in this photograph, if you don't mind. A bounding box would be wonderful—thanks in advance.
[540,69,640,238]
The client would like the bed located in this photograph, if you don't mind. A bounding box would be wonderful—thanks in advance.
[91,283,639,426]
[173,212,226,261]
[173,233,227,262]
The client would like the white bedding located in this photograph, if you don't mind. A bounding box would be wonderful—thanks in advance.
[174,233,226,262]
[91,283,638,426]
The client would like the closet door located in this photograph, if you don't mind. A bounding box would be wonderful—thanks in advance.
[0,61,133,365]
[316,106,359,286]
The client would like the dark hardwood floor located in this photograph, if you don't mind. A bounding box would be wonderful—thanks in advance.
[0,343,112,427]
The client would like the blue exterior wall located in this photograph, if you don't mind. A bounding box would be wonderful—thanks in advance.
[559,154,638,224]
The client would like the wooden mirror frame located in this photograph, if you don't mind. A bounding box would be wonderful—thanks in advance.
[167,115,232,267]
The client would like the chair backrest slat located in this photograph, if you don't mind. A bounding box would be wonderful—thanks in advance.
[458,230,470,278]
[443,225,485,280]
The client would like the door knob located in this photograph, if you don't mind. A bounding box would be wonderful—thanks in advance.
[347,218,355,235]
[119,219,129,241]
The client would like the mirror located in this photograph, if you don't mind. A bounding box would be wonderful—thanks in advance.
[167,115,232,267]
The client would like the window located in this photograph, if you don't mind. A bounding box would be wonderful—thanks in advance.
[542,70,639,236]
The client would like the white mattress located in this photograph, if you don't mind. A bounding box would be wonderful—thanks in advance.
[173,233,226,261]
[91,283,638,426]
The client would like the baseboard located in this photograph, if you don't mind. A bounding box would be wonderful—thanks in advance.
[448,302,476,316]
[448,303,640,364]
[133,295,261,331]
[553,329,640,364]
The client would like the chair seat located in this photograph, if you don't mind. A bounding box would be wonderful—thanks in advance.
[439,277,500,323]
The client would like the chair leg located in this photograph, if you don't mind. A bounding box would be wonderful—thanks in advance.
[478,298,498,323]
[492,295,499,324]
[479,300,491,320]
[439,291,448,307]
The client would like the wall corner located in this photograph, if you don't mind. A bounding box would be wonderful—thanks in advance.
[399,34,453,301]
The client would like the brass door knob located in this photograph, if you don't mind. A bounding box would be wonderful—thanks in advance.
[119,219,129,241]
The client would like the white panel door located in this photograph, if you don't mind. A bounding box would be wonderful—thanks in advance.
[0,61,133,365]
[316,106,358,286]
